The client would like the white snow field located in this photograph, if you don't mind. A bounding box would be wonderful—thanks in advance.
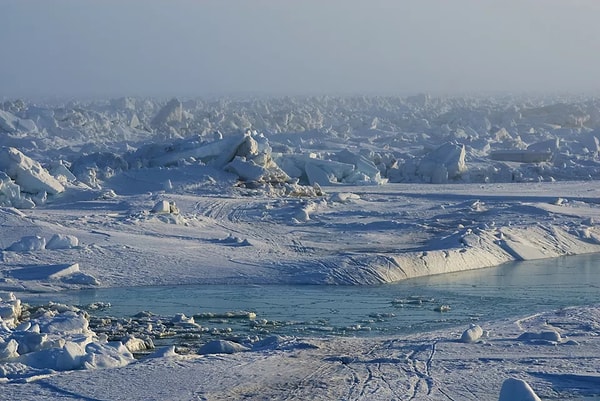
[2,95,600,399]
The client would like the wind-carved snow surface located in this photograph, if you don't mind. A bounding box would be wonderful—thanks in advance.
[2,95,600,398]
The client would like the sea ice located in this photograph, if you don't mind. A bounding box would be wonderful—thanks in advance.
[1,94,600,398]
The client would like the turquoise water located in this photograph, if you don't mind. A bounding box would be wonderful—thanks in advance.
[21,253,600,338]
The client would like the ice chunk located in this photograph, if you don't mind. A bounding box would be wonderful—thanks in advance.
[171,313,195,325]
[147,345,178,358]
[0,339,19,359]
[9,263,81,281]
[498,378,541,401]
[147,133,248,168]
[121,335,153,353]
[518,330,562,343]
[460,324,483,343]
[235,135,259,157]
[0,110,18,133]
[151,98,183,128]
[490,150,552,163]
[55,341,86,371]
[82,342,134,369]
[198,340,250,355]
[330,192,360,203]
[38,311,89,335]
[418,142,467,183]
[305,161,339,186]
[60,272,100,286]
[151,200,170,213]
[6,235,46,252]
[0,171,32,208]
[0,295,136,380]
[0,297,22,327]
[0,110,37,133]
[225,157,267,182]
[336,149,381,178]
[15,331,48,354]
[46,234,79,250]
[49,161,77,183]
[0,147,64,195]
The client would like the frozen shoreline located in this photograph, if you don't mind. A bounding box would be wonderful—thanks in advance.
[3,299,599,400]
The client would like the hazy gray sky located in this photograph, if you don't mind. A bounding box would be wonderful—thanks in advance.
[1,0,599,98]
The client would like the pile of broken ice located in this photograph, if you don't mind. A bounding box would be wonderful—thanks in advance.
[0,147,65,208]
[1,94,600,210]
[0,293,140,381]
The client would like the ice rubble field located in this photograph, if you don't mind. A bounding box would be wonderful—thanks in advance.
[1,94,600,399]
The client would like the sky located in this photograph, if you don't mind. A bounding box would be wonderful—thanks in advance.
[1,0,599,99]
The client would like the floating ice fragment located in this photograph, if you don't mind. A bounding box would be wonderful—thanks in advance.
[121,335,154,353]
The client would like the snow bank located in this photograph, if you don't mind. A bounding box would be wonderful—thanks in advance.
[301,223,600,285]
[7,263,99,286]
[10,263,81,281]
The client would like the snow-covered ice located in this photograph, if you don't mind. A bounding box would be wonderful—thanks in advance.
[2,94,600,399]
